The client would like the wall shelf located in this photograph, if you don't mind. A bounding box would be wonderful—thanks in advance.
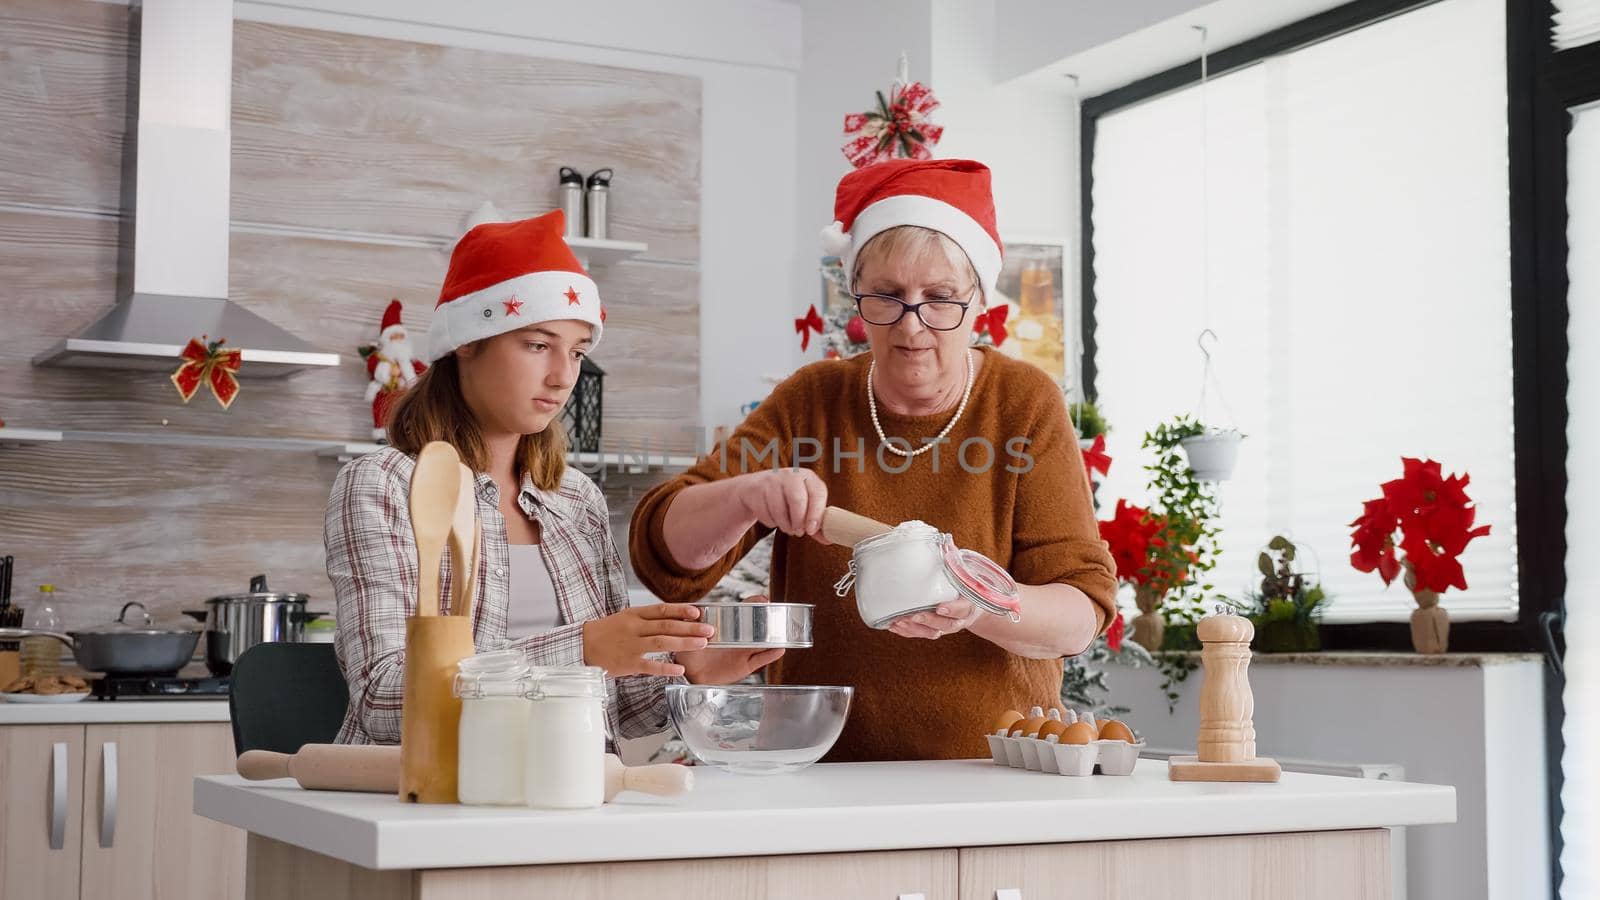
[0,426,695,471]
[565,237,648,268]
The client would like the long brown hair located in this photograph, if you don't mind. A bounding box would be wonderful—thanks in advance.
[386,348,568,491]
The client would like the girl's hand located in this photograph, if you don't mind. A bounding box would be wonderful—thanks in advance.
[887,598,984,640]
[677,596,785,684]
[582,604,714,677]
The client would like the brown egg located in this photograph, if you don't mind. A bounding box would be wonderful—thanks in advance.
[1011,716,1048,737]
[1062,722,1096,745]
[993,709,1025,735]
[1099,720,1136,743]
[1037,719,1068,742]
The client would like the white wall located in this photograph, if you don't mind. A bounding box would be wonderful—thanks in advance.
[1105,656,1550,900]
[226,0,803,437]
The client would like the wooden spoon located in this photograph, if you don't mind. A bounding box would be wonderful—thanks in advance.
[409,442,462,618]
[819,506,895,548]
[448,463,479,620]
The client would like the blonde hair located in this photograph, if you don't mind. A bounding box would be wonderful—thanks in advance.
[851,226,981,297]
[386,350,569,491]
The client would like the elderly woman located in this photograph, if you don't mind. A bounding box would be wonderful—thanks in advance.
[630,159,1117,761]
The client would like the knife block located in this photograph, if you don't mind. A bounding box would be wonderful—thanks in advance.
[399,614,474,803]
[1168,614,1281,783]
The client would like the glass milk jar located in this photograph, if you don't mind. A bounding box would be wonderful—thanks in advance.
[453,650,534,806]
[834,520,1023,629]
[524,666,608,810]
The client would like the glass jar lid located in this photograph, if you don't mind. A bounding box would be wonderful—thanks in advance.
[524,665,607,701]
[939,536,1023,622]
[454,649,532,699]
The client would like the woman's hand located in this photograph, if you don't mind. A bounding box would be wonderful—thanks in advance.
[734,468,828,538]
[677,595,786,684]
[582,604,714,677]
[887,598,984,640]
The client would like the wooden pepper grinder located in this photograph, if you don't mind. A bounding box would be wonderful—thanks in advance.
[1168,614,1281,783]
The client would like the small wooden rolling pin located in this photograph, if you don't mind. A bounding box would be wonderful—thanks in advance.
[818,507,894,548]
[238,745,694,803]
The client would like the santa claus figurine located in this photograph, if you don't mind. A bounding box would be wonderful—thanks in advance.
[360,299,427,441]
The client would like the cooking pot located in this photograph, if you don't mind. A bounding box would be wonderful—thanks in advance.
[184,575,326,677]
[0,601,200,676]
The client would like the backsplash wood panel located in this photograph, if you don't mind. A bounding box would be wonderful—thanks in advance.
[230,21,701,262]
[0,1,702,629]
[0,0,130,214]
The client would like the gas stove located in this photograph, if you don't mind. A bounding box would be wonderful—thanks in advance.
[91,675,229,701]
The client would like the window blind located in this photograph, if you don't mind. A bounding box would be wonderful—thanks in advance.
[1553,0,1600,51]
[1089,0,1516,623]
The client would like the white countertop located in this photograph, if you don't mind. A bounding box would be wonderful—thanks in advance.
[0,699,231,725]
[194,759,1456,870]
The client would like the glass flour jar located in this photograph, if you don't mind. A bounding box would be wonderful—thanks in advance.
[523,666,608,810]
[454,649,533,806]
[833,520,1023,629]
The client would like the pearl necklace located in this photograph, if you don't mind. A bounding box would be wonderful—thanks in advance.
[867,349,976,458]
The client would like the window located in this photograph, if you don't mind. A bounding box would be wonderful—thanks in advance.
[1086,0,1517,623]
[1560,98,1600,900]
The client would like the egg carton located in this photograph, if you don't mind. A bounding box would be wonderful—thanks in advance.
[984,709,1144,777]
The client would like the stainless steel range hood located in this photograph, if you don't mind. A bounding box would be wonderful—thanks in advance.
[33,0,338,377]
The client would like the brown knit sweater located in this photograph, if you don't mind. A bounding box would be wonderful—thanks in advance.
[629,348,1118,762]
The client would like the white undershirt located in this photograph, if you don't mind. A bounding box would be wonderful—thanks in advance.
[505,543,562,638]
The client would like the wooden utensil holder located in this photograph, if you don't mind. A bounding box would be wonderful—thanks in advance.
[399,614,475,803]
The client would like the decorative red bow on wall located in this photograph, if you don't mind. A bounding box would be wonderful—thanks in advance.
[171,336,242,409]
[795,305,824,352]
[974,305,1009,347]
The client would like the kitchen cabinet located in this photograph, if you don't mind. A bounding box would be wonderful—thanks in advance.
[80,723,245,900]
[957,830,1390,900]
[0,725,84,900]
[250,837,956,900]
[0,720,243,900]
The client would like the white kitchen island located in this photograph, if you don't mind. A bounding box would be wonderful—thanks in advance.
[195,758,1454,899]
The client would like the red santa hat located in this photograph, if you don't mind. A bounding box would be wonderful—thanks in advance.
[379,299,405,339]
[426,209,604,362]
[820,158,1002,299]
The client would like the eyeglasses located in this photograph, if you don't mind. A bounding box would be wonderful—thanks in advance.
[851,290,975,331]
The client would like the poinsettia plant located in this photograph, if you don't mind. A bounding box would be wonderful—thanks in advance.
[1349,457,1491,594]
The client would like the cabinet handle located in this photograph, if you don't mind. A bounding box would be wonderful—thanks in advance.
[49,741,67,850]
[995,891,1023,900]
[99,741,118,848]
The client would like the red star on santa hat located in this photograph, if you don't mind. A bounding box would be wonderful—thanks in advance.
[503,297,523,316]
[565,286,581,306]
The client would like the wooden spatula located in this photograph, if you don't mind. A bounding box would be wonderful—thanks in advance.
[448,463,479,620]
[819,506,895,548]
[409,442,462,618]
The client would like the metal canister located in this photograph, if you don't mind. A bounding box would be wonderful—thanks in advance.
[558,167,585,238]
[585,168,613,240]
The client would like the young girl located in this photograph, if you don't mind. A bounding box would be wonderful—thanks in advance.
[324,210,779,745]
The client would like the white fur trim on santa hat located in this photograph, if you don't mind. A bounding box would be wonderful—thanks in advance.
[841,195,1002,300]
[427,270,603,362]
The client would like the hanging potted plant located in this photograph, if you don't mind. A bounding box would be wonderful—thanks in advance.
[1348,458,1492,654]
[1234,535,1327,653]
[1179,427,1244,481]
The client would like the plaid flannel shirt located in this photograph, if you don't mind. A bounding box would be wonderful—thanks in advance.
[324,447,672,745]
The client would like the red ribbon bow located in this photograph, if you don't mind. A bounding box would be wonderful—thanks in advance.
[171,336,242,409]
[974,305,1009,347]
[795,304,825,351]
[1081,434,1112,480]
[841,81,944,169]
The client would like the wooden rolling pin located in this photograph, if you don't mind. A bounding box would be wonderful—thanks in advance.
[237,746,694,802]
[819,506,895,548]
